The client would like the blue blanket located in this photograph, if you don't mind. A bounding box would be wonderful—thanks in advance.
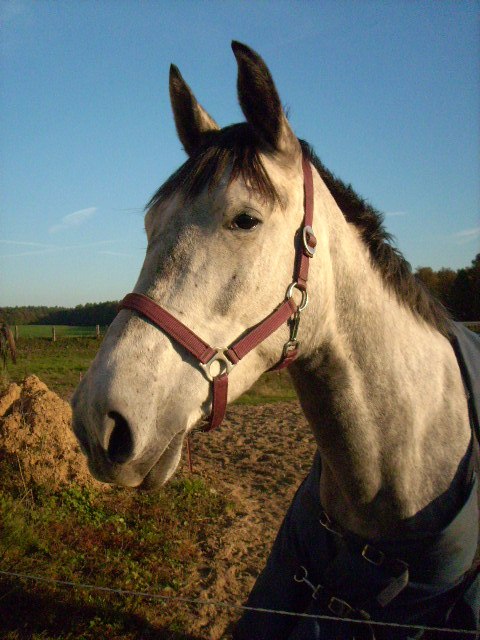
[233,324,480,639]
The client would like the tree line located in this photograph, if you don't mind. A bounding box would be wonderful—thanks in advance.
[0,301,119,327]
[1,254,479,326]
[415,253,479,322]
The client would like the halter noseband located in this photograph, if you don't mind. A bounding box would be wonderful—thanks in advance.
[119,155,316,431]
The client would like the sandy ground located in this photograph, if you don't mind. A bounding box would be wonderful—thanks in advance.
[180,403,316,638]
[0,377,316,639]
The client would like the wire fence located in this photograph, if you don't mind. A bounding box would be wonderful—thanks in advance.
[1,568,478,637]
[12,325,105,339]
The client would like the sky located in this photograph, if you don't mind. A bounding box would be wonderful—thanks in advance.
[1,0,479,307]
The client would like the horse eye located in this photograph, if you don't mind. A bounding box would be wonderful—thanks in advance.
[231,213,260,231]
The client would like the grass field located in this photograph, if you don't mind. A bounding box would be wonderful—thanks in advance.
[3,335,296,403]
[14,325,105,339]
[4,337,103,398]
[0,468,234,639]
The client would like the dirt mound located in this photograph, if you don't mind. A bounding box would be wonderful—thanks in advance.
[0,375,102,492]
[0,382,21,418]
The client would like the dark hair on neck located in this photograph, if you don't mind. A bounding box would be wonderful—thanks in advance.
[299,139,451,335]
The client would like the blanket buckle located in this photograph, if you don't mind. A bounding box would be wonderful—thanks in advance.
[319,510,343,537]
[293,565,323,599]
[361,544,385,565]
[327,596,355,618]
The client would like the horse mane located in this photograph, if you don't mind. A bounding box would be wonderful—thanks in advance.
[299,140,451,336]
[148,125,451,336]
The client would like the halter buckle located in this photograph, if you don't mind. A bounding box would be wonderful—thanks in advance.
[328,597,355,618]
[200,348,235,382]
[302,225,317,258]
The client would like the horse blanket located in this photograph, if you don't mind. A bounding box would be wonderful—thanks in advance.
[234,324,480,640]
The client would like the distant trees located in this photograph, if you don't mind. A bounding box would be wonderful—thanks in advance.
[1,254,479,325]
[415,253,480,321]
[0,301,119,327]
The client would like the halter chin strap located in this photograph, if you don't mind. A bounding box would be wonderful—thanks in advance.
[119,154,316,431]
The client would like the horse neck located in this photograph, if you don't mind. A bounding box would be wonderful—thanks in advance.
[290,181,471,539]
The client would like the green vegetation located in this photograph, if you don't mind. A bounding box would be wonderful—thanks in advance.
[3,333,269,638]
[0,301,118,327]
[416,253,480,322]
[0,335,295,635]
[14,325,104,339]
[0,474,233,639]
[4,335,296,402]
[5,337,101,397]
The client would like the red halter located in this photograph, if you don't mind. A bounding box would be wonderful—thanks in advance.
[119,155,316,431]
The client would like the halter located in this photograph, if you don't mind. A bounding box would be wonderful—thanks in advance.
[119,155,316,431]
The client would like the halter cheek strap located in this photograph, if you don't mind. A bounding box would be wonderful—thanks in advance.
[119,154,316,431]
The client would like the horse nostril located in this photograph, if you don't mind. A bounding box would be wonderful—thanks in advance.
[106,411,134,464]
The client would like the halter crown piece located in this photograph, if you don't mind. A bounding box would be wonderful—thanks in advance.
[120,154,316,432]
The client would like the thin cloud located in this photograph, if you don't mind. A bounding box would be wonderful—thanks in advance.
[1,239,119,258]
[385,211,407,218]
[1,247,59,258]
[49,207,97,234]
[98,250,135,257]
[453,227,480,244]
[0,240,56,248]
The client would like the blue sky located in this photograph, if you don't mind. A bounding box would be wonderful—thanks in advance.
[1,0,479,307]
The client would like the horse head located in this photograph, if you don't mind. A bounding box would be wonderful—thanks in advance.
[71,42,325,489]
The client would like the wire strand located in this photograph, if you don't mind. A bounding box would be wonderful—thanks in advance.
[1,569,478,637]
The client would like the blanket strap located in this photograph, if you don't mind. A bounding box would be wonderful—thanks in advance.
[293,565,375,639]
[319,509,410,608]
[292,509,411,639]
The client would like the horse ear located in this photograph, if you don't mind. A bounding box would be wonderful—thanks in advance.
[169,64,220,156]
[231,41,300,159]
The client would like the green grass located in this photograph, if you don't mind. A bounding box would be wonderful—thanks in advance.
[0,475,233,639]
[14,325,104,339]
[6,337,101,397]
[4,335,297,403]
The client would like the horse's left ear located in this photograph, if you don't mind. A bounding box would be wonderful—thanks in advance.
[169,64,220,156]
[232,41,300,160]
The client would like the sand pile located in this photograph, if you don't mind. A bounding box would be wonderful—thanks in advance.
[0,375,101,491]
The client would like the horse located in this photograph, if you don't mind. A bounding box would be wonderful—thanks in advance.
[71,42,479,638]
[0,323,17,368]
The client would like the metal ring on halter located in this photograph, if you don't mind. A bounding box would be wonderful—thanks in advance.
[200,348,235,382]
[286,282,309,312]
[302,225,317,258]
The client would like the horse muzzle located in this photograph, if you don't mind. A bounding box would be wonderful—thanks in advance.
[71,388,185,489]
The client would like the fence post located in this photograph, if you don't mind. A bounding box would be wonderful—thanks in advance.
[14,325,18,340]
[52,326,56,342]
[96,324,100,339]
